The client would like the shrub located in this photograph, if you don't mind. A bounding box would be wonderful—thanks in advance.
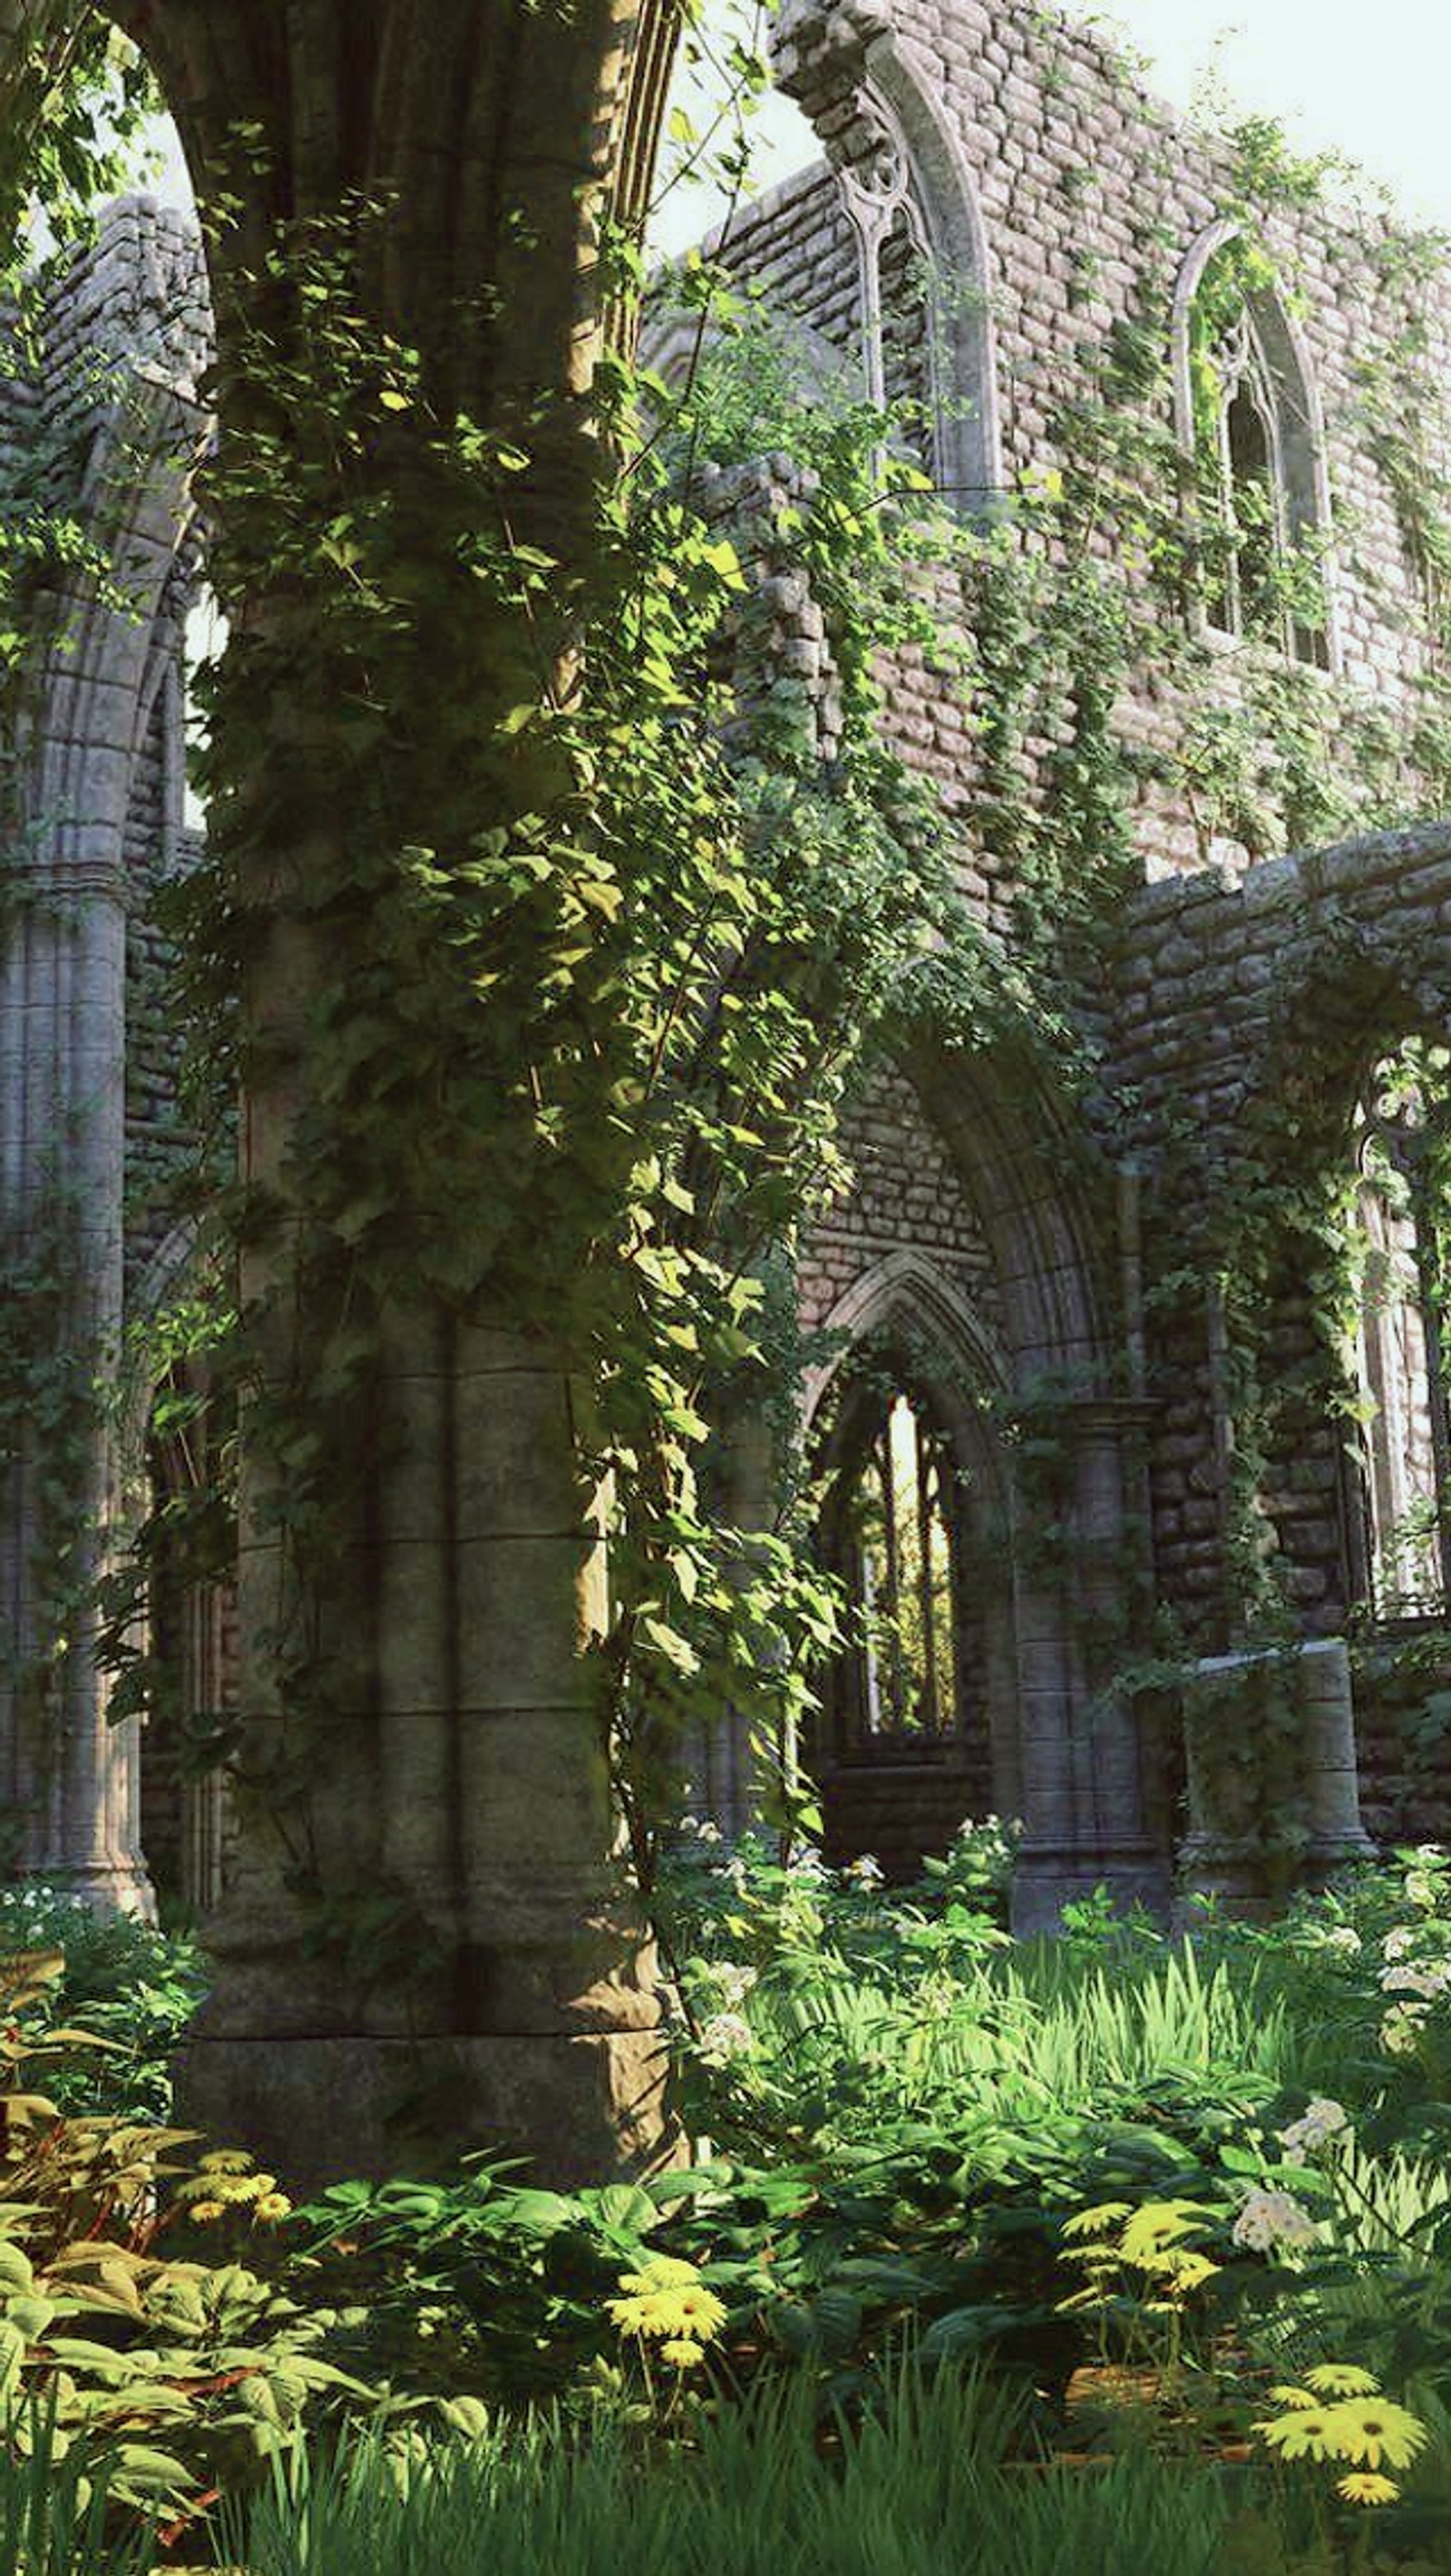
[0,1949,373,2540]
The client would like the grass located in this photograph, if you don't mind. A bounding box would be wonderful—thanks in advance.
[215,2362,1315,2576]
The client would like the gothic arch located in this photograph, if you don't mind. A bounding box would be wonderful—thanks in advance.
[807,1249,1024,1833]
[863,33,1003,511]
[910,1029,1120,1387]
[1172,218,1337,668]
[781,21,1003,512]
[803,1245,1008,1429]
[1231,931,1451,1634]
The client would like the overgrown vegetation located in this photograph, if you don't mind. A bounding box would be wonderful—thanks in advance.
[6,1846,1451,2564]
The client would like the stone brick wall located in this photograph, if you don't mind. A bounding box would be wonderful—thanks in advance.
[687,0,1451,896]
[822,1748,984,1880]
[798,1062,1000,1342]
[1100,822,1451,1831]
[675,3,1451,1879]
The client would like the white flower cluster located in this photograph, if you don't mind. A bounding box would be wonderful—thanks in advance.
[701,1960,756,2009]
[1276,2097,1349,2162]
[842,1853,885,1888]
[696,2011,754,2067]
[788,1848,829,1882]
[1232,2188,1319,2254]
[1370,1890,1451,2061]
[0,1885,87,1917]
[1381,2002,1428,2057]
[1381,1960,1451,2000]
[677,1815,722,1846]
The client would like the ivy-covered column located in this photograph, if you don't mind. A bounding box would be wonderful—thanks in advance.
[0,240,203,1908]
[110,0,683,2186]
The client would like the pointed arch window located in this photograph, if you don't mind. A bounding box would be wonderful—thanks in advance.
[1349,1040,1451,1617]
[846,1388,958,1738]
[1173,227,1334,670]
[830,51,1001,515]
[815,1361,989,1755]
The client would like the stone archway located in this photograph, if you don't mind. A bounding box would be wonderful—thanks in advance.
[804,1252,1024,1877]
[911,1032,1172,1926]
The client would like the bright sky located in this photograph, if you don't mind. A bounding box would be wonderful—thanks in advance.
[649,0,1451,254]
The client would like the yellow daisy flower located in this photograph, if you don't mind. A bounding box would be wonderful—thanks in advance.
[1120,2201,1212,2264]
[1061,2202,1134,2239]
[1256,2412,1334,2461]
[1268,2384,1319,2410]
[1320,2399,1427,2472]
[1305,2364,1380,2399]
[615,2257,701,2293]
[186,2199,226,2224]
[1151,2249,1219,2291]
[608,2257,726,2345]
[1337,2472,1400,2507]
[659,2337,706,2368]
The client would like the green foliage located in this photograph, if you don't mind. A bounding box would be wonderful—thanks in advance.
[0,1882,208,2120]
[0,1949,379,2540]
[12,1851,1451,2558]
[0,2395,154,2576]
[0,19,157,294]
[220,1851,1451,2565]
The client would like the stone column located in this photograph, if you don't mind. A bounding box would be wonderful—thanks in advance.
[0,323,203,1911]
[1178,1634,1373,1917]
[1011,1399,1171,1929]
[681,1405,774,1843]
[180,1307,673,2191]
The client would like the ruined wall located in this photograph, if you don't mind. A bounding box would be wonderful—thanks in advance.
[1101,822,1451,1829]
[666,0,1451,1878]
[686,0,1451,896]
[798,1062,1001,1343]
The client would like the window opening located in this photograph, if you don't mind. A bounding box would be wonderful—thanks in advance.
[1350,1040,1451,1617]
[1182,237,1331,668]
[1219,364,1277,640]
[831,1381,962,1742]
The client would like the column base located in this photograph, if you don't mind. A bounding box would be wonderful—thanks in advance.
[20,1857,157,1922]
[1010,1841,1173,1935]
[177,2025,682,2193]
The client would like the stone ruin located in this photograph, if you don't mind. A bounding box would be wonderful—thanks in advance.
[6,0,1451,1938]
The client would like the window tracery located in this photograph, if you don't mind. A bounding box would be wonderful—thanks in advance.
[823,53,1001,514]
[815,1361,990,1759]
[1173,226,1334,669]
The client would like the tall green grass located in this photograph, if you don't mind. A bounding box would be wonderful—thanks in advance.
[755,1937,1304,2128]
[0,2408,153,2576]
[221,2362,1310,2576]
